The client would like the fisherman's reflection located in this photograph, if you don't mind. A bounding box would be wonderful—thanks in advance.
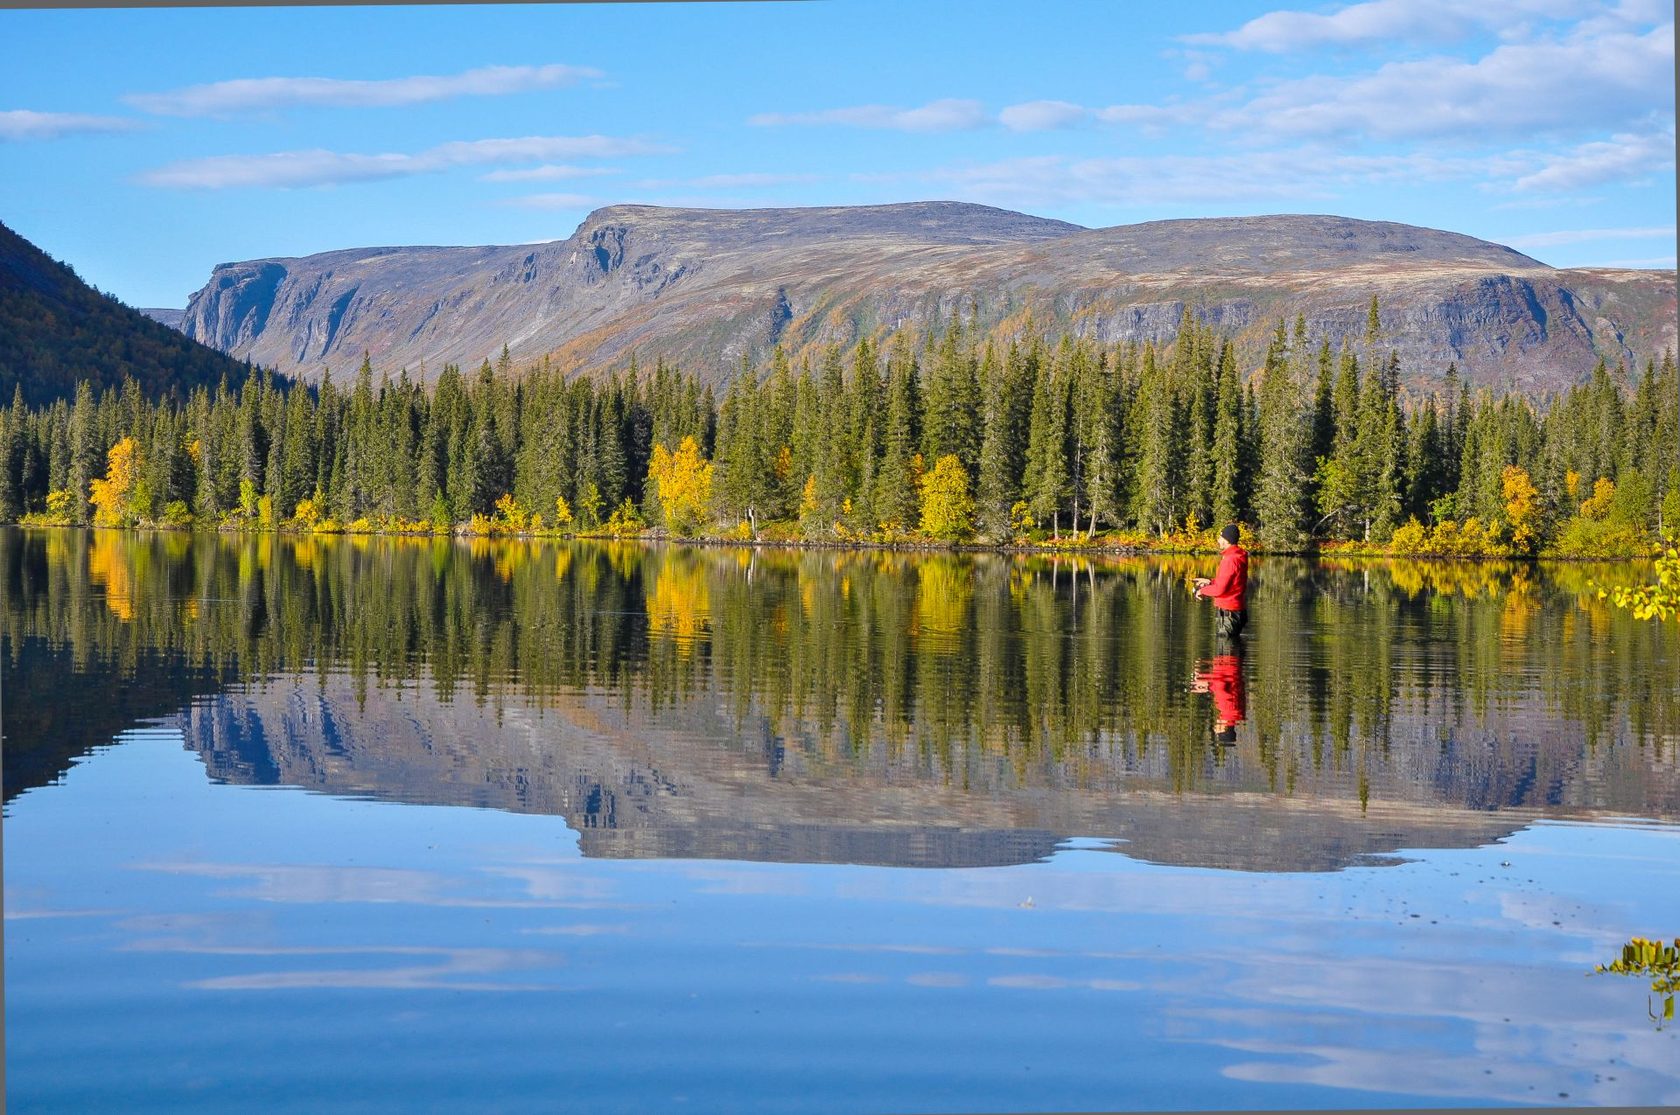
[1191,645,1247,745]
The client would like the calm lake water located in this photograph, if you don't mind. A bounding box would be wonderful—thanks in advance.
[4,528,1678,1113]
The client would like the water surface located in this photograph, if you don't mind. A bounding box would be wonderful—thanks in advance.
[5,529,1678,1111]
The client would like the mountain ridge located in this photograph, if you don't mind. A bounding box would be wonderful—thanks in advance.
[166,203,1678,395]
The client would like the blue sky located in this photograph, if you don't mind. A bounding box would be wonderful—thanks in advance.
[1,0,1673,309]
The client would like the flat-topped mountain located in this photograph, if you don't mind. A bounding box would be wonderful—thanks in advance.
[174,203,1677,393]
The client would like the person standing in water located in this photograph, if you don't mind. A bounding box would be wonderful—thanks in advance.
[1192,523,1249,639]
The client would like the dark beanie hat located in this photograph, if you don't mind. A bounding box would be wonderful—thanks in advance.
[1220,523,1240,546]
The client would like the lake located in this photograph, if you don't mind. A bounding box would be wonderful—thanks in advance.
[4,528,1678,1112]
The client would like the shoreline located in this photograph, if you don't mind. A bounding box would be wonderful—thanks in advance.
[6,521,1663,563]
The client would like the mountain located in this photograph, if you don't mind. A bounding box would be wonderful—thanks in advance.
[175,668,1677,873]
[140,307,184,330]
[175,203,1678,394]
[0,220,253,405]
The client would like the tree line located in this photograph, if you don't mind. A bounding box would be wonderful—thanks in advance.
[1,304,1675,555]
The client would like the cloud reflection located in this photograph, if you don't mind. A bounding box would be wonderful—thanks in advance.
[140,860,624,909]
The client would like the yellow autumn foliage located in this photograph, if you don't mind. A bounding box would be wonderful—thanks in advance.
[918,454,974,542]
[87,531,137,621]
[647,436,714,534]
[646,552,711,651]
[1579,476,1616,520]
[1501,464,1540,553]
[89,436,139,527]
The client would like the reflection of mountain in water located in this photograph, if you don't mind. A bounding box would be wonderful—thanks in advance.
[177,672,1671,872]
[9,531,1677,866]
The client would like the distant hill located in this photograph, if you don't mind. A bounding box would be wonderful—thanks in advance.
[0,220,252,406]
[140,307,184,330]
[172,203,1677,395]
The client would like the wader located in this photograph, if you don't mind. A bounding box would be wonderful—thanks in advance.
[1216,607,1248,640]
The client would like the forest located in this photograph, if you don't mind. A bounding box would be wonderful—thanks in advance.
[1,304,1675,557]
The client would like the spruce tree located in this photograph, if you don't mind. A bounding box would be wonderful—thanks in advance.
[67,380,98,524]
[974,341,1016,541]
[1254,321,1312,548]
[1132,344,1184,535]
[1023,358,1070,537]
[1209,340,1243,531]
[874,334,921,532]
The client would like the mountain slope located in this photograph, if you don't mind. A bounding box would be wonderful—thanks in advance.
[1,220,252,405]
[175,204,1678,394]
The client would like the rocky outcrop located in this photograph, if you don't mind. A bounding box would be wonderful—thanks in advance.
[173,204,1678,393]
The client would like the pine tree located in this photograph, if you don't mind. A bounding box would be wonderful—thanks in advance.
[1175,311,1216,529]
[1132,344,1184,535]
[1253,321,1312,548]
[1023,358,1070,537]
[873,333,921,532]
[67,380,99,524]
[1209,339,1243,530]
[846,338,883,531]
[974,341,1016,541]
[921,317,979,472]
[0,405,16,521]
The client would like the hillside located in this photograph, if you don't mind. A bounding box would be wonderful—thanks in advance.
[173,203,1678,394]
[0,220,253,405]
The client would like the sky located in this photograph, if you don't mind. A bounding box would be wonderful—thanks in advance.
[1,0,1673,310]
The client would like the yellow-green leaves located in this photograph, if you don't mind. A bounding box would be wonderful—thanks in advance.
[1597,545,1680,622]
[919,454,974,542]
[1594,936,1680,1027]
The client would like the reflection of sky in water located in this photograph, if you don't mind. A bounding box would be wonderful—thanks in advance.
[6,730,1678,1113]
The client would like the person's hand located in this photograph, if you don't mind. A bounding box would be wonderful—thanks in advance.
[1192,577,1211,590]
[1191,677,1209,693]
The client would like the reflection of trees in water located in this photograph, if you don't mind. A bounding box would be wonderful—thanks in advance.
[1595,937,1680,1029]
[3,529,1677,813]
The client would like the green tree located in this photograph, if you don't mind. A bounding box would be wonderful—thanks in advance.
[1253,321,1313,548]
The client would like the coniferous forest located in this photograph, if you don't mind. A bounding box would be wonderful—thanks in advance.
[2,306,1676,557]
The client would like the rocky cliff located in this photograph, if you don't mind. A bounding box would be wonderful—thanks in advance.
[175,203,1678,394]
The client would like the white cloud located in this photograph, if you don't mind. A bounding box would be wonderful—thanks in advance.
[1209,23,1673,141]
[125,64,602,116]
[999,100,1089,132]
[679,172,822,188]
[910,148,1518,208]
[1594,255,1679,267]
[1512,128,1676,191]
[0,109,136,141]
[749,98,987,132]
[1504,225,1676,248]
[139,135,667,190]
[1095,103,1211,129]
[480,164,620,183]
[500,192,599,209]
[1185,0,1582,52]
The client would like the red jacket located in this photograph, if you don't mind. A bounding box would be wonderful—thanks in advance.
[1197,545,1249,611]
[1196,654,1246,727]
